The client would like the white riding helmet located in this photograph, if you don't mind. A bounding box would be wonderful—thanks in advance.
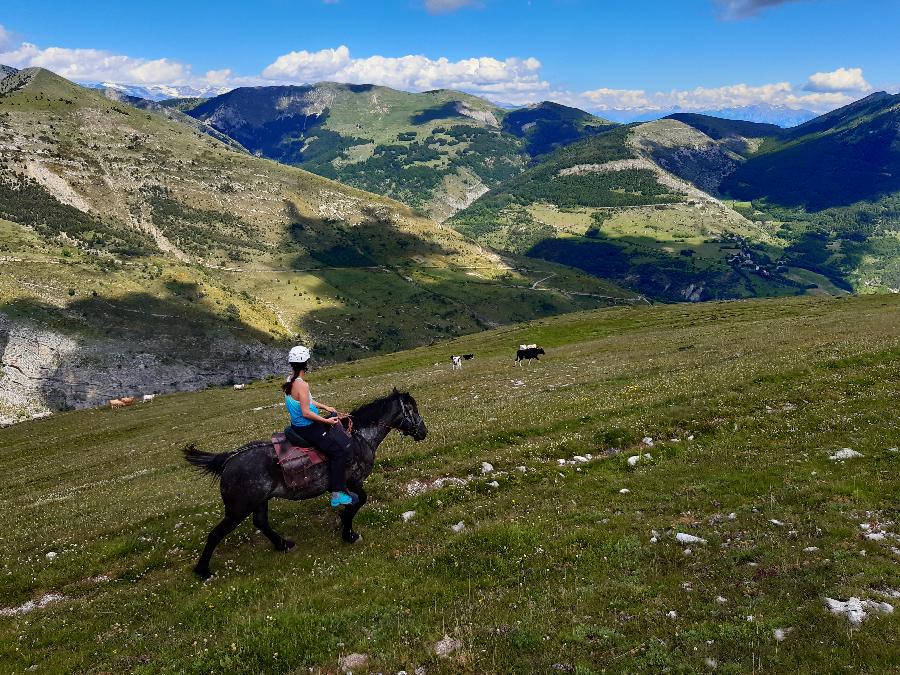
[288,345,311,363]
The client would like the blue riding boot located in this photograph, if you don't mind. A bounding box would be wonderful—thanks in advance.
[330,491,358,508]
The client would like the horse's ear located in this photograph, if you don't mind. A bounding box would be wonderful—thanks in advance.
[392,386,400,395]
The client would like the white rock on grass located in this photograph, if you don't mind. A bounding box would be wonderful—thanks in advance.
[676,532,707,545]
[803,546,819,552]
[481,462,494,474]
[0,593,66,617]
[642,437,654,447]
[830,448,863,461]
[401,511,416,523]
[666,610,677,619]
[770,519,785,527]
[619,488,631,494]
[773,627,793,642]
[45,551,57,560]
[573,455,589,463]
[450,521,466,533]
[434,635,462,657]
[516,466,527,473]
[487,481,500,489]
[339,653,370,673]
[715,596,728,605]
[627,455,641,467]
[825,597,894,625]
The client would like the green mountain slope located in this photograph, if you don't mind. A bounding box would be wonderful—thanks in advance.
[450,124,806,302]
[721,92,900,209]
[0,67,637,423]
[456,92,900,298]
[180,84,610,221]
[669,94,900,292]
[1,294,898,672]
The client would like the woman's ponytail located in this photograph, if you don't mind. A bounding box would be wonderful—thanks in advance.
[281,360,308,394]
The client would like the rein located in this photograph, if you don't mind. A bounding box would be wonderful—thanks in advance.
[341,398,415,436]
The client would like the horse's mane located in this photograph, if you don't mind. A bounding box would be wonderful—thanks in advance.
[350,391,400,426]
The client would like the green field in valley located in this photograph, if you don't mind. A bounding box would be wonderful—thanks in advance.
[1,294,899,673]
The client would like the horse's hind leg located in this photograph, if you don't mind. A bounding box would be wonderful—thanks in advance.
[340,480,368,544]
[253,501,295,552]
[194,514,246,579]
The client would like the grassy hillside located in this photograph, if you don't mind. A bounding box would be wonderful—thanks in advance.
[450,125,808,302]
[0,67,637,423]
[180,85,611,221]
[456,94,900,298]
[1,294,898,673]
[673,93,900,293]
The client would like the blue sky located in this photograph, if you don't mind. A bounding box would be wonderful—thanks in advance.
[1,0,897,113]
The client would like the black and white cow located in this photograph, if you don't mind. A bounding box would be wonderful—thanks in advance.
[451,355,462,370]
[462,354,475,361]
[515,344,545,366]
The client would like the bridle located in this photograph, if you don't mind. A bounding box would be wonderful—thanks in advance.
[341,395,420,437]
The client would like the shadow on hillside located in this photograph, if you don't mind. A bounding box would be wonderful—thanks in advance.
[0,291,283,411]
[410,101,465,126]
[526,235,808,302]
[292,265,609,364]
[722,126,900,210]
[285,205,452,271]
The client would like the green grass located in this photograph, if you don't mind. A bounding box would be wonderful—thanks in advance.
[2,294,899,673]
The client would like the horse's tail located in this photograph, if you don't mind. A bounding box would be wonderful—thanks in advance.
[182,444,235,479]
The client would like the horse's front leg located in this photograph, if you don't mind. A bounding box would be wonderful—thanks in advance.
[340,480,367,544]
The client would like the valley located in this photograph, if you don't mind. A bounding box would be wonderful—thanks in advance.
[0,67,634,424]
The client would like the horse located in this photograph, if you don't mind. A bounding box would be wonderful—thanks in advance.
[182,388,427,579]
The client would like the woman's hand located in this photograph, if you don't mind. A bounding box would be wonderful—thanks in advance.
[325,417,340,426]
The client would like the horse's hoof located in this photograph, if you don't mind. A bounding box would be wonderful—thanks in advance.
[193,566,212,580]
[279,539,296,552]
[342,531,362,544]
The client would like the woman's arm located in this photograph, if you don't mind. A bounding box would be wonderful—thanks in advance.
[291,380,338,425]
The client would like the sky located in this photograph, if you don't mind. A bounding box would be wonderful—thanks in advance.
[1,0,897,115]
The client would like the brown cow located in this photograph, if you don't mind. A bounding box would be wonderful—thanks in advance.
[109,397,136,408]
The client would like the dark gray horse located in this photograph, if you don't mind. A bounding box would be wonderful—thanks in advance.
[183,389,427,579]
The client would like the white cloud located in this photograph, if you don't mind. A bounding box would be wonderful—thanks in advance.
[0,24,16,51]
[0,41,192,85]
[805,67,871,93]
[261,45,548,100]
[424,0,482,14]
[565,79,858,115]
[0,26,877,118]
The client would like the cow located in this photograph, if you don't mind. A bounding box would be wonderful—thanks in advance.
[233,384,247,390]
[109,397,135,408]
[142,394,156,403]
[451,355,462,371]
[462,354,475,361]
[515,345,545,366]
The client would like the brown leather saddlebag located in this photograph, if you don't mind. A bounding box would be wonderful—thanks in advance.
[272,432,327,491]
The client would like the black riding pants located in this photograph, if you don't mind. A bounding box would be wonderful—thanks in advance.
[290,421,353,492]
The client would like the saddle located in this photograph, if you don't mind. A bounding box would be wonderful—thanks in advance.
[272,429,327,491]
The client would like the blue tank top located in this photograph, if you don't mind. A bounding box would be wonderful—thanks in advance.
[285,387,318,427]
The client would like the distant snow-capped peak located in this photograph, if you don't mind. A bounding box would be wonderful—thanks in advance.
[78,80,232,101]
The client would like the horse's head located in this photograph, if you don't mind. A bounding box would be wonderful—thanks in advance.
[392,388,427,441]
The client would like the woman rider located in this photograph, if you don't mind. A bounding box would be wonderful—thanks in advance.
[282,345,357,507]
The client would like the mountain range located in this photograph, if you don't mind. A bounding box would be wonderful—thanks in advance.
[0,65,632,424]
[172,84,613,221]
[2,63,898,423]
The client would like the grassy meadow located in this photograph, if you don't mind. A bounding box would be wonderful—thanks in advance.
[1,294,899,673]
